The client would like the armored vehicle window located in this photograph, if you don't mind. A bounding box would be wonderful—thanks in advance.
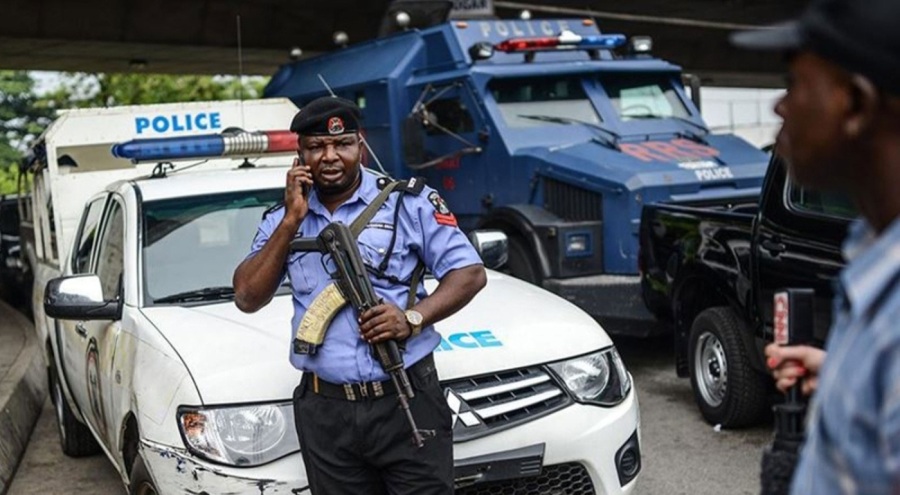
[489,77,601,128]
[424,98,474,136]
[142,189,283,306]
[600,75,690,122]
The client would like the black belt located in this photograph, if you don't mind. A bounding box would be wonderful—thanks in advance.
[305,354,434,402]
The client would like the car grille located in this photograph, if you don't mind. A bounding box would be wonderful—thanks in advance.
[456,463,595,495]
[544,177,603,222]
[442,366,570,442]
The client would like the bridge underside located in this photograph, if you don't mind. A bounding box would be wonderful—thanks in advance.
[1,0,803,87]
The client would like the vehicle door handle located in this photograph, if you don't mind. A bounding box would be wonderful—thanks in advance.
[75,322,88,338]
[761,238,786,255]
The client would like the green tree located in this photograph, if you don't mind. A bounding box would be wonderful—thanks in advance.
[45,73,267,108]
[0,71,56,194]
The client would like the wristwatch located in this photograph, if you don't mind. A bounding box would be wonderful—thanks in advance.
[404,310,424,337]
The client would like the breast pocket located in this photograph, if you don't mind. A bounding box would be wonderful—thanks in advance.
[357,227,406,281]
[286,252,321,295]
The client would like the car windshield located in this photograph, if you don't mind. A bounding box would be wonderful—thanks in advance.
[142,188,283,305]
[599,74,691,122]
[490,76,602,128]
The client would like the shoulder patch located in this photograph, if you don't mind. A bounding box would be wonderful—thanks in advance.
[261,202,285,220]
[427,191,458,227]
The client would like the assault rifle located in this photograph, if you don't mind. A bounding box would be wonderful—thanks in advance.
[291,221,432,447]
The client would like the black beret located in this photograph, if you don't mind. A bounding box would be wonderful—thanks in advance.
[290,96,362,136]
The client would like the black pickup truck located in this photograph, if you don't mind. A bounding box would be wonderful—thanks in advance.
[639,154,855,427]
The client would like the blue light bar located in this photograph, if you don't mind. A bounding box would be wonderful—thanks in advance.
[111,131,297,163]
[577,34,627,49]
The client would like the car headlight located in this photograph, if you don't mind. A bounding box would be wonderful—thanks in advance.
[547,347,632,406]
[178,402,299,466]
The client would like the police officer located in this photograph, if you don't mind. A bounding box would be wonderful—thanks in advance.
[233,96,487,494]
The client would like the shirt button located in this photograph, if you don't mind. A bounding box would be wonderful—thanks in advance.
[378,248,386,254]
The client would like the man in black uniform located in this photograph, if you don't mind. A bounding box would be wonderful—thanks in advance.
[233,97,487,494]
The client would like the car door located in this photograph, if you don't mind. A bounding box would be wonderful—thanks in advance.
[79,196,126,446]
[754,159,852,346]
[57,195,108,422]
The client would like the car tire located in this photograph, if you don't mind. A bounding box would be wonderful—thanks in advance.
[129,452,159,495]
[688,306,769,428]
[50,361,101,457]
[506,235,542,284]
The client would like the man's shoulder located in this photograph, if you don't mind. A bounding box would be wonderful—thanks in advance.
[262,202,285,220]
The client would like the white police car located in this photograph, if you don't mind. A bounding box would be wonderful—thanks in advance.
[30,101,640,494]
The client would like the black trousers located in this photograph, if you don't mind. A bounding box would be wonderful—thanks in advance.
[292,355,453,495]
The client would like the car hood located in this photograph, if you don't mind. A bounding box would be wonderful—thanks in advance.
[141,270,611,405]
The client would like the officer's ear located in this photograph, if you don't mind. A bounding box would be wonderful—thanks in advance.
[844,74,879,138]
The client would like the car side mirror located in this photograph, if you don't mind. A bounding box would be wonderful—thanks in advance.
[468,230,508,270]
[402,115,427,166]
[44,274,120,320]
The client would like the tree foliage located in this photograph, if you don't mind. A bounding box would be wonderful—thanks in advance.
[0,71,268,195]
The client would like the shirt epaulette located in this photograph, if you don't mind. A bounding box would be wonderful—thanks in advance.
[376,176,426,195]
[262,202,285,220]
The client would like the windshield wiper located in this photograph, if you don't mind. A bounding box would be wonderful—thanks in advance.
[154,286,235,304]
[517,114,620,149]
[624,113,710,142]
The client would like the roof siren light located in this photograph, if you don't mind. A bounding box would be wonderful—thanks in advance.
[395,11,411,30]
[111,130,298,163]
[333,31,349,48]
[630,36,653,54]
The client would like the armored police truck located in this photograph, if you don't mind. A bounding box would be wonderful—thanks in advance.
[264,17,770,335]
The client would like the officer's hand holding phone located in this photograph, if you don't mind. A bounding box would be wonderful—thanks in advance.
[285,156,313,225]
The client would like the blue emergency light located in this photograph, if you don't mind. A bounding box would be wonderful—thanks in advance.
[494,30,626,53]
[111,130,298,163]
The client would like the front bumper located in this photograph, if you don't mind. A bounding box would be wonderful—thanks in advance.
[453,384,641,495]
[140,441,309,495]
[141,387,640,495]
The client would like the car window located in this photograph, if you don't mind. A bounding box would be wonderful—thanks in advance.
[490,76,601,128]
[142,189,283,305]
[0,200,18,235]
[425,98,474,136]
[599,74,690,122]
[788,183,856,220]
[94,200,125,301]
[71,197,107,274]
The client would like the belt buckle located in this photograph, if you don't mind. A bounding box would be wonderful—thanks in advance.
[359,382,369,399]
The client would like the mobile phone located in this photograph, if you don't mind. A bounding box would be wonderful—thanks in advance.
[296,153,310,197]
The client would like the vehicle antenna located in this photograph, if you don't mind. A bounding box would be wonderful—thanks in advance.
[236,14,245,129]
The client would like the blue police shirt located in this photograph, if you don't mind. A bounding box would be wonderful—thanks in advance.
[248,169,483,384]
[790,217,900,494]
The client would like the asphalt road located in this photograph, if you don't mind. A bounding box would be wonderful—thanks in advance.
[7,326,773,495]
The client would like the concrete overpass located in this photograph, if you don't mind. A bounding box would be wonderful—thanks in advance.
[1,0,804,87]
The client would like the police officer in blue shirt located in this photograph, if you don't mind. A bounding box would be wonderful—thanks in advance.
[233,96,487,494]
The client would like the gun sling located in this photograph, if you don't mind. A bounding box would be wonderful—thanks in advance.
[293,179,426,352]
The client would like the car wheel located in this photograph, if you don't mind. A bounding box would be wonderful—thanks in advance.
[688,306,769,428]
[506,235,542,284]
[129,453,159,495]
[50,361,101,457]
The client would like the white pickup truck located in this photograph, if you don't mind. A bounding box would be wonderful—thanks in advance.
[24,99,641,494]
